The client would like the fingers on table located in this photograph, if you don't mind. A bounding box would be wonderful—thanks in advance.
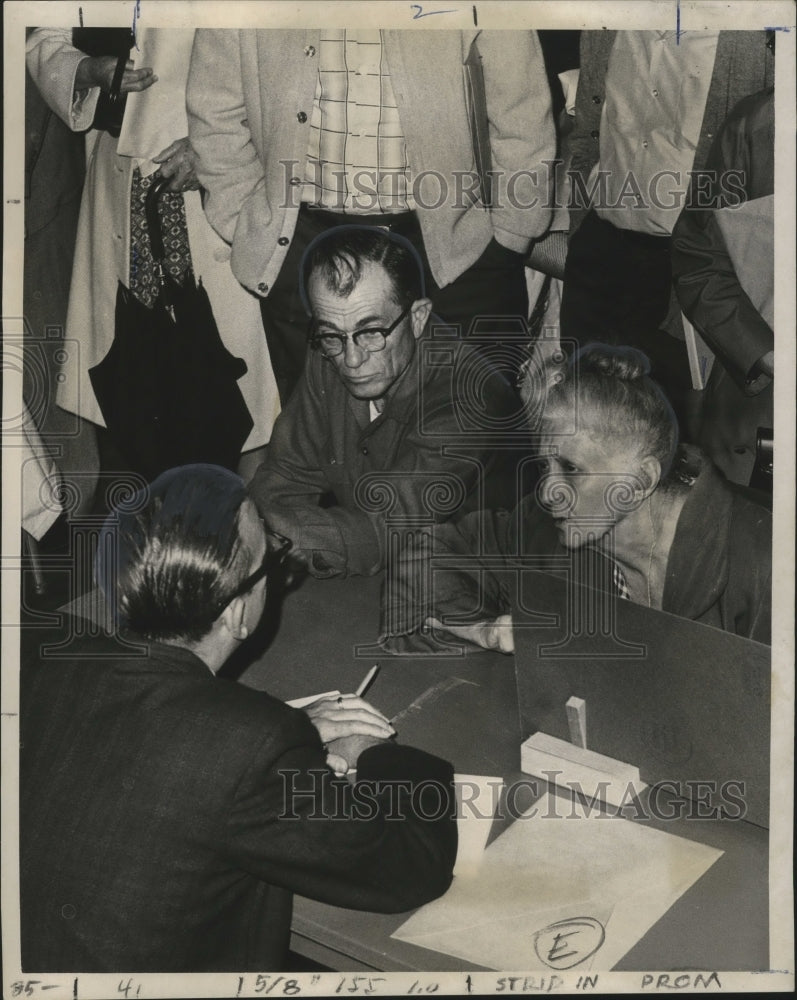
[321,718,394,741]
[325,706,394,735]
[314,695,389,723]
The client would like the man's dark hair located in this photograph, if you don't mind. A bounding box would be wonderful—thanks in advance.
[95,464,251,643]
[300,225,425,313]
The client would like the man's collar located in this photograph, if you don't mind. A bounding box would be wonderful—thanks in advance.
[120,630,217,676]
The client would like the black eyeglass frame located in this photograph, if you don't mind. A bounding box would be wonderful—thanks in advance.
[309,302,412,358]
[216,529,292,613]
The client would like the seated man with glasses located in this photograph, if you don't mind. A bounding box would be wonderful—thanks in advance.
[250,225,524,578]
[20,463,457,972]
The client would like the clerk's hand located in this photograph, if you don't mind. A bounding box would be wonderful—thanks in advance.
[152,137,201,192]
[324,733,387,776]
[424,614,514,654]
[305,694,395,747]
[75,55,157,94]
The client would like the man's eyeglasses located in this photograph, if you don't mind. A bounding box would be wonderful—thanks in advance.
[218,529,292,611]
[309,303,412,358]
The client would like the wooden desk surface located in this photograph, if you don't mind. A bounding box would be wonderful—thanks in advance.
[233,574,769,973]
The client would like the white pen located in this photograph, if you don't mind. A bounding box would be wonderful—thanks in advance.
[355,664,380,698]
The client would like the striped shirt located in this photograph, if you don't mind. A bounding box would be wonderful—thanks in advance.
[302,29,416,214]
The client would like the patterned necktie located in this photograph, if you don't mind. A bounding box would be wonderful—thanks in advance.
[613,562,631,600]
[129,167,192,309]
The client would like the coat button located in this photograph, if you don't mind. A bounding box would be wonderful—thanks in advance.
[278,236,289,246]
[590,129,600,140]
[61,904,77,920]
[297,111,308,123]
[258,282,268,293]
[304,45,316,56]
[591,94,601,104]
[362,447,369,455]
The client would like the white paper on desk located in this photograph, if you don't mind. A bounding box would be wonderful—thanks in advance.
[286,691,340,710]
[393,791,723,971]
[453,774,503,878]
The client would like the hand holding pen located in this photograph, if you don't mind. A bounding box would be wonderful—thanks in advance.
[303,666,389,775]
[305,665,387,739]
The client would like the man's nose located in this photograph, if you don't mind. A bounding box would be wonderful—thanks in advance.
[342,338,368,368]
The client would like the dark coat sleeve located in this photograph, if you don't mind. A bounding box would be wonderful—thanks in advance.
[380,506,521,649]
[726,492,772,645]
[671,90,774,391]
[251,343,526,579]
[248,355,374,577]
[224,708,457,913]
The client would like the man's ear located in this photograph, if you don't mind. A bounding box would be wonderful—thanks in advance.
[410,297,433,340]
[637,455,662,499]
[221,596,249,641]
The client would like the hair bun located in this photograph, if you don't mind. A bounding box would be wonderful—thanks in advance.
[576,343,651,381]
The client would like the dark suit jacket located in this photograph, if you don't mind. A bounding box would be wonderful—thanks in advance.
[672,89,774,485]
[20,626,456,972]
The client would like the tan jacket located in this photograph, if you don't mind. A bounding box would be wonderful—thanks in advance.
[187,29,556,295]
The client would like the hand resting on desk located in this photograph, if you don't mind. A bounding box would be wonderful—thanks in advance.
[424,614,515,654]
[325,733,387,776]
[305,695,395,774]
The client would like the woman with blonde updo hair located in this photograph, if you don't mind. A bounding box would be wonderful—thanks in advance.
[535,344,682,603]
[384,344,772,649]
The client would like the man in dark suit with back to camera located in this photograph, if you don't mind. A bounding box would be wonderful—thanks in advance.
[20,463,457,972]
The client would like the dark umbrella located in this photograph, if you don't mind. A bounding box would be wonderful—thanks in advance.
[89,175,254,481]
